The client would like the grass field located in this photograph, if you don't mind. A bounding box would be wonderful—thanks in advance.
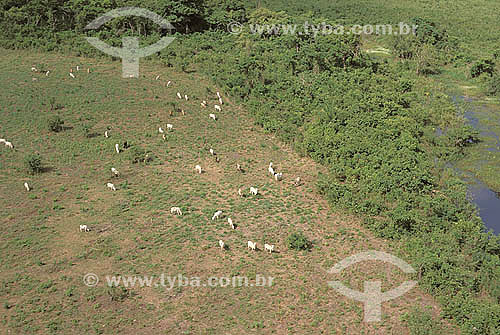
[0,49,455,334]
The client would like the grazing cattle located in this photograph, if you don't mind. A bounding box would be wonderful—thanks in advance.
[212,210,222,220]
[24,182,31,191]
[162,134,166,140]
[79,224,90,232]
[209,148,215,155]
[237,163,242,172]
[104,130,109,138]
[5,141,13,149]
[294,177,301,186]
[201,101,207,108]
[76,65,80,71]
[264,244,275,254]
[167,81,171,87]
[216,91,221,98]
[167,124,173,131]
[111,167,119,177]
[250,187,258,196]
[218,97,223,105]
[31,66,37,72]
[87,68,90,73]
[209,113,217,121]
[227,217,233,226]
[45,71,50,76]
[69,72,75,78]
[159,127,164,134]
[115,144,120,154]
[247,241,256,251]
[214,105,221,112]
[184,94,188,101]
[274,172,283,181]
[177,92,182,99]
[268,165,275,175]
[219,240,225,250]
[238,188,243,197]
[170,207,182,216]
[106,182,116,191]
[195,165,202,174]
[155,75,160,80]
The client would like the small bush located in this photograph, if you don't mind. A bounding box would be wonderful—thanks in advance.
[401,307,444,335]
[128,147,154,164]
[48,115,64,132]
[81,124,91,138]
[470,58,495,78]
[484,73,500,97]
[287,231,312,251]
[25,153,43,174]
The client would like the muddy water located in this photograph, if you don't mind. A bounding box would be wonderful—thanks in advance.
[450,95,500,234]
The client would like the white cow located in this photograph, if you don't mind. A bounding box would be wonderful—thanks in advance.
[115,144,120,154]
[177,92,182,99]
[274,172,283,181]
[214,105,221,112]
[250,187,258,196]
[247,241,256,251]
[218,97,223,105]
[24,182,31,191]
[69,72,75,78]
[212,210,222,220]
[0,139,5,144]
[201,100,207,108]
[219,240,225,250]
[294,177,301,186]
[238,188,243,197]
[5,141,13,149]
[264,244,274,253]
[79,224,89,232]
[167,81,171,87]
[111,167,119,177]
[155,75,160,80]
[268,165,275,175]
[104,130,109,138]
[209,148,215,155]
[227,217,233,226]
[170,207,182,216]
[159,127,165,134]
[216,91,221,98]
[46,70,50,76]
[209,113,217,121]
[106,182,116,191]
[195,165,202,174]
[167,124,173,131]
[184,94,188,101]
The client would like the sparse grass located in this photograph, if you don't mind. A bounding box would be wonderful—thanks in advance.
[0,49,455,334]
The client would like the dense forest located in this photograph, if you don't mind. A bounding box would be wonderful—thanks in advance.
[1,0,499,333]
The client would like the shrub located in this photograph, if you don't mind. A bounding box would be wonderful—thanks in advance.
[25,153,43,174]
[470,58,495,78]
[128,147,154,164]
[485,73,500,97]
[81,124,90,138]
[287,231,312,251]
[401,307,444,335]
[48,115,64,132]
